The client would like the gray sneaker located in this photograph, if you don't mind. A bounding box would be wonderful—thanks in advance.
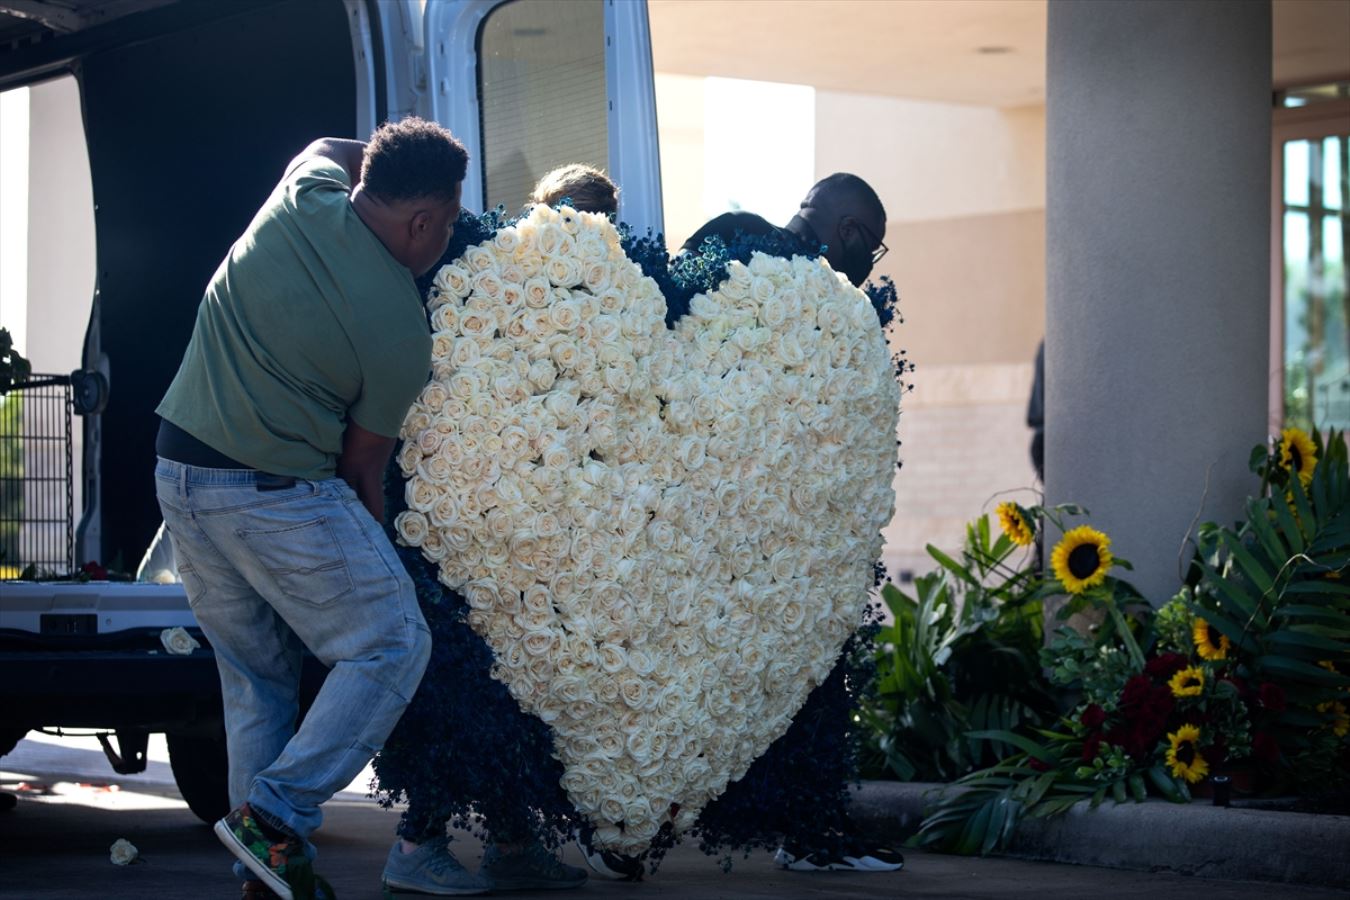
[382,840,490,896]
[479,843,588,891]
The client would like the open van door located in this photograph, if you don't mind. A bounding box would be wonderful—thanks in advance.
[422,0,663,232]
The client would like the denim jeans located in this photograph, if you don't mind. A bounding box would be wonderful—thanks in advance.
[155,459,431,840]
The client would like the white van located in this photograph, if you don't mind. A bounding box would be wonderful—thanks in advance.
[0,0,663,822]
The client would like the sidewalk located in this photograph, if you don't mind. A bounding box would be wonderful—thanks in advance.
[2,737,1347,899]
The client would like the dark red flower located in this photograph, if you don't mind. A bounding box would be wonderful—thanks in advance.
[1253,731,1280,764]
[1121,675,1155,707]
[81,560,109,580]
[1201,738,1227,768]
[1081,704,1107,729]
[1114,675,1175,758]
[1028,757,1051,772]
[1145,653,1189,681]
[1257,683,1287,713]
[1081,732,1102,762]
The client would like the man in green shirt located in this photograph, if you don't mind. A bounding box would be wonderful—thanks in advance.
[154,117,466,900]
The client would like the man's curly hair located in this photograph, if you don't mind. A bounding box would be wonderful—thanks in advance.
[360,117,468,205]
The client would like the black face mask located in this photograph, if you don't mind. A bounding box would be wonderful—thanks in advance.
[838,234,874,287]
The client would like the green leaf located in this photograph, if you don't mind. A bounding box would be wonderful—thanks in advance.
[1201,559,1260,624]
[1290,477,1317,542]
[1128,772,1147,802]
[1221,532,1276,602]
[1147,765,1184,802]
[1272,604,1350,625]
[965,729,1056,764]
[927,545,975,585]
[1283,580,1350,598]
[1256,655,1350,685]
[1272,494,1306,555]
[1267,630,1349,657]
[1245,500,1289,571]
[982,795,1012,855]
[955,797,995,856]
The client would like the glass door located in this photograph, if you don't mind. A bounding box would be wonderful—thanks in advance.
[1276,94,1350,432]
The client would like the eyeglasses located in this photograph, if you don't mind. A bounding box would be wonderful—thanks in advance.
[853,218,889,266]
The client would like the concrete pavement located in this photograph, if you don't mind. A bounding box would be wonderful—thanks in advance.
[2,735,1347,900]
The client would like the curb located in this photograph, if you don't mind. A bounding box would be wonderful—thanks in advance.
[851,780,1350,889]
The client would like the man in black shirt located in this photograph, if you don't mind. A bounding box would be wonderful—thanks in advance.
[680,173,888,288]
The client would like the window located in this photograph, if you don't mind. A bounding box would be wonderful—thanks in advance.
[477,0,608,214]
[1275,91,1350,433]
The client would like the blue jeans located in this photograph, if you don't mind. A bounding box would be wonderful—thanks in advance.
[155,459,431,840]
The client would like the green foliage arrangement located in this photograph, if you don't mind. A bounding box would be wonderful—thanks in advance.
[904,429,1349,857]
[859,513,1058,782]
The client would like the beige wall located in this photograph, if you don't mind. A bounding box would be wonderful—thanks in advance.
[653,73,707,251]
[654,78,1047,581]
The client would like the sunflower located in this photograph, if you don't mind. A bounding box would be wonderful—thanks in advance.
[1168,665,1205,698]
[1192,618,1231,661]
[996,502,1035,547]
[1318,701,1349,738]
[1279,427,1317,486]
[1051,526,1113,594]
[1166,724,1210,783]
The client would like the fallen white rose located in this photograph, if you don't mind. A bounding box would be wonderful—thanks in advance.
[109,838,138,865]
[159,627,200,656]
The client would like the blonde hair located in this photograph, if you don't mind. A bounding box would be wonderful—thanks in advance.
[530,163,618,215]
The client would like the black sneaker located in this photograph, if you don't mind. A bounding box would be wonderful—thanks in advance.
[575,831,645,881]
[774,841,904,872]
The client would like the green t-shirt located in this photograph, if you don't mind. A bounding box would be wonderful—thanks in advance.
[158,156,431,479]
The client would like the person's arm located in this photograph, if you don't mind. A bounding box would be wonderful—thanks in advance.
[294,138,367,185]
[336,420,396,523]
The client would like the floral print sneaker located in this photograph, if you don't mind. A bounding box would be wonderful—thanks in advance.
[214,804,335,900]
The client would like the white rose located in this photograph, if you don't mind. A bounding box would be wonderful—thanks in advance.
[493,228,521,255]
[434,263,473,298]
[159,626,200,656]
[109,838,139,866]
[463,246,496,273]
[430,304,460,333]
[545,255,584,288]
[472,270,503,302]
[395,509,430,546]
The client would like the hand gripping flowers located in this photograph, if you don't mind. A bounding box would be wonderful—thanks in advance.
[394,204,900,854]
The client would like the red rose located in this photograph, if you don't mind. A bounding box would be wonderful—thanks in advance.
[1257,683,1286,713]
[1114,676,1175,758]
[1081,704,1107,729]
[1201,738,1227,768]
[1145,653,1189,681]
[1081,732,1102,762]
[81,560,109,580]
[1253,731,1280,764]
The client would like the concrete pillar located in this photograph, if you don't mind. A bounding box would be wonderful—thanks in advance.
[1045,0,1271,604]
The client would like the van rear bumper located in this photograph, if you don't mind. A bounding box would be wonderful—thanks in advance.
[0,641,224,731]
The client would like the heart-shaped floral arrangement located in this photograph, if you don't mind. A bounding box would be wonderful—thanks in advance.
[393,204,899,853]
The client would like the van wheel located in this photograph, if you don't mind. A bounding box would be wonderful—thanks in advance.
[167,730,230,823]
[0,727,27,758]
